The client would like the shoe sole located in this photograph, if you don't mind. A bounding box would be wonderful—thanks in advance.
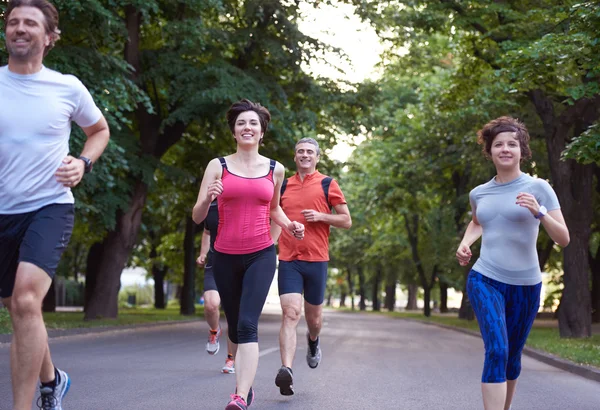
[222,368,235,374]
[225,402,246,410]
[275,371,294,396]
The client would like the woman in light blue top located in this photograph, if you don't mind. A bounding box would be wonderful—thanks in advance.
[456,116,569,410]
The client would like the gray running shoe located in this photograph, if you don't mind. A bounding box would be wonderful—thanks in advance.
[306,333,321,369]
[37,368,70,410]
[275,366,294,396]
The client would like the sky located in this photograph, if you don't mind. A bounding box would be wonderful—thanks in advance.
[297,1,383,162]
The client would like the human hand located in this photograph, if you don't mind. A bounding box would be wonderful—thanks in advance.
[456,243,472,266]
[55,156,85,188]
[301,209,323,223]
[288,221,304,240]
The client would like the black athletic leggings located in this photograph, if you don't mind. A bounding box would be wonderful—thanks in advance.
[213,245,276,344]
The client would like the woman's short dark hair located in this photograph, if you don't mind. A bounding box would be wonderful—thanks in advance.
[226,99,271,136]
[5,0,61,56]
[477,116,532,162]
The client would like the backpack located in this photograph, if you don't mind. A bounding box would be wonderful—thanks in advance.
[280,176,333,211]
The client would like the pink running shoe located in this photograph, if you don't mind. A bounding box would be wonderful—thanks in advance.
[225,394,247,410]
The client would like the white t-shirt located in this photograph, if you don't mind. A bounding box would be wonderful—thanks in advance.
[0,65,102,214]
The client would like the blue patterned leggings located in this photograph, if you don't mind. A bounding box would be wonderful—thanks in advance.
[467,270,541,383]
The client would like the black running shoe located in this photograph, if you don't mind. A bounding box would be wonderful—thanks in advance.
[275,366,294,396]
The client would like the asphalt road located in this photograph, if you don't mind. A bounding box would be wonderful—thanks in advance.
[1,310,599,409]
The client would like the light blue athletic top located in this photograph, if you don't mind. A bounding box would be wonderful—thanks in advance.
[470,173,560,286]
[0,65,102,214]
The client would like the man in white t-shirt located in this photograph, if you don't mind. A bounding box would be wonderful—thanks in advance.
[0,1,110,409]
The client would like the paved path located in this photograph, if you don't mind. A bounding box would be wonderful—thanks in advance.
[1,311,599,409]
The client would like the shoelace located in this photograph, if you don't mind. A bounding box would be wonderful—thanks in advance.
[225,358,235,367]
[37,387,58,410]
[209,329,219,344]
[229,394,247,408]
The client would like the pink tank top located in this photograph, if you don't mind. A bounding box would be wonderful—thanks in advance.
[214,157,275,254]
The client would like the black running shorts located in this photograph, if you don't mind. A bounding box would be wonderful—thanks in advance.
[0,204,74,298]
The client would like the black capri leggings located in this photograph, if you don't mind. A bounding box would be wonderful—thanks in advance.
[213,245,276,344]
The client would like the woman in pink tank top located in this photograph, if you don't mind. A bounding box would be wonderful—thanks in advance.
[192,99,304,410]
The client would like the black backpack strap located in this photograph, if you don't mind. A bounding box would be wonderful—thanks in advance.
[280,178,288,205]
[322,177,333,211]
[218,157,227,169]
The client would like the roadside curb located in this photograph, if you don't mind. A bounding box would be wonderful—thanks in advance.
[400,317,600,384]
[0,319,202,345]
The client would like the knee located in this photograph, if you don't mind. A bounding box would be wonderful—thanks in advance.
[282,305,302,325]
[237,317,258,343]
[305,312,322,330]
[204,301,219,315]
[12,291,42,320]
[483,345,508,381]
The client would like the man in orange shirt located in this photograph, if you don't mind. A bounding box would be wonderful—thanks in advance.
[272,138,352,396]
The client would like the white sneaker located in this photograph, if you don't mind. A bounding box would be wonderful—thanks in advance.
[222,356,235,374]
[206,327,221,355]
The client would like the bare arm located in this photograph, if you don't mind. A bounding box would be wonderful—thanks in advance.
[192,159,222,224]
[301,203,352,229]
[196,229,211,266]
[456,215,482,266]
[271,223,282,244]
[55,116,110,187]
[270,163,304,239]
[516,192,570,247]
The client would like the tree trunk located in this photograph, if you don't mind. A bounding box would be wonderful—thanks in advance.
[385,282,396,312]
[84,182,148,319]
[591,165,600,323]
[406,283,418,310]
[339,291,346,308]
[529,90,597,338]
[84,242,104,313]
[42,279,56,313]
[357,266,366,311]
[180,217,197,315]
[153,265,167,309]
[440,280,449,313]
[423,286,431,317]
[346,268,355,311]
[372,266,382,311]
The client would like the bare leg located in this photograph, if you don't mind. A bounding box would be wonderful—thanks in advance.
[279,294,302,368]
[504,379,517,409]
[234,342,258,401]
[482,382,507,410]
[39,345,55,383]
[9,262,52,410]
[304,300,323,341]
[227,337,238,358]
[203,290,220,331]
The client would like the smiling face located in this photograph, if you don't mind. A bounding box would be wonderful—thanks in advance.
[5,6,50,62]
[490,131,521,171]
[233,110,264,146]
[294,142,319,173]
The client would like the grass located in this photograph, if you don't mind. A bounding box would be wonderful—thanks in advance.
[0,305,204,335]
[368,310,600,369]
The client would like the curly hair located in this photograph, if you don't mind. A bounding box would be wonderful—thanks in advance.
[477,116,532,162]
[5,0,61,56]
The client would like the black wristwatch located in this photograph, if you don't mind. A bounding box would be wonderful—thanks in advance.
[79,156,93,174]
